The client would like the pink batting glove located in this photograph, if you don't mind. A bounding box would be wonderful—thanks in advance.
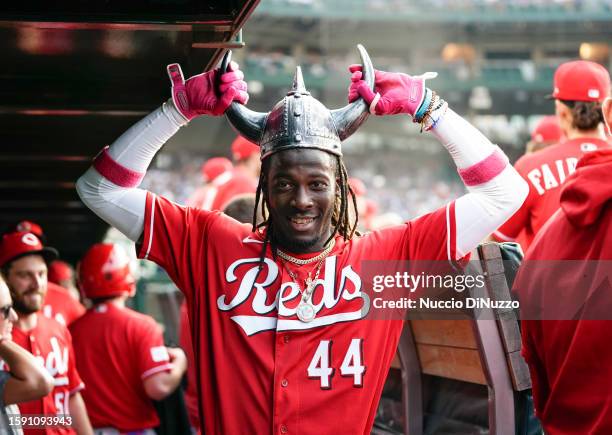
[348,65,437,117]
[167,61,249,121]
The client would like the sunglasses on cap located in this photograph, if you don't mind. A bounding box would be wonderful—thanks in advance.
[0,304,12,320]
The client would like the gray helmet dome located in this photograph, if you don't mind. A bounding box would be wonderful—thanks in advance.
[221,44,375,160]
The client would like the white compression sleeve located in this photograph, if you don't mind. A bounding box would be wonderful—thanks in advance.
[431,108,496,169]
[76,100,186,242]
[428,109,528,258]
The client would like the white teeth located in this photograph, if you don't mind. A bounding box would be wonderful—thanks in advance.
[292,217,314,224]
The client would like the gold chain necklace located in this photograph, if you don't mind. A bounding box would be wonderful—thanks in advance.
[277,239,336,266]
[282,253,330,323]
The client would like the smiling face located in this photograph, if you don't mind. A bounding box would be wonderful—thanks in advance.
[4,254,48,315]
[265,148,338,253]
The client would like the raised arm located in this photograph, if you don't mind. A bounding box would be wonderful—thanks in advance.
[76,62,248,242]
[0,339,54,405]
[349,66,528,259]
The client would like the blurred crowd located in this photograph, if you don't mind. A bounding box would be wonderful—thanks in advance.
[265,0,612,11]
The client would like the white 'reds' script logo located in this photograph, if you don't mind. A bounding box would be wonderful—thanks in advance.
[217,256,370,335]
[33,337,70,386]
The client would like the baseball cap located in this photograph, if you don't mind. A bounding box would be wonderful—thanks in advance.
[201,157,233,182]
[0,231,58,268]
[531,116,564,143]
[48,260,73,284]
[231,136,259,161]
[549,60,610,102]
[6,220,46,243]
[348,177,367,196]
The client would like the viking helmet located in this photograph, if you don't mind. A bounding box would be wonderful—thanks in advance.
[222,45,375,160]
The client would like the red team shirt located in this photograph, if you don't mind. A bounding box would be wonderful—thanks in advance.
[12,315,84,435]
[43,282,86,326]
[69,303,173,432]
[495,137,610,251]
[138,192,460,434]
[179,302,200,429]
[210,167,257,211]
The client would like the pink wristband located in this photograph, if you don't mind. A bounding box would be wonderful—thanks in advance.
[458,148,509,186]
[93,146,145,188]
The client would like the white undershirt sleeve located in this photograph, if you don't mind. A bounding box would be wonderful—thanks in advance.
[76,100,186,242]
[428,109,528,259]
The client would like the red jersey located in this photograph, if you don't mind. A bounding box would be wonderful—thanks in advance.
[179,302,199,429]
[69,303,172,432]
[12,315,84,435]
[495,137,610,251]
[210,167,257,211]
[137,192,460,434]
[515,150,612,434]
[43,282,85,326]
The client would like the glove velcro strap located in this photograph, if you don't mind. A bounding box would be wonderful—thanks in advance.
[93,146,145,188]
[167,63,191,119]
[369,93,381,114]
[458,147,509,186]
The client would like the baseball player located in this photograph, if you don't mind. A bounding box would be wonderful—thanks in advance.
[76,47,527,434]
[525,115,564,155]
[6,221,85,326]
[70,243,186,434]
[47,261,81,303]
[493,60,611,252]
[185,157,233,210]
[210,136,260,211]
[513,96,612,433]
[0,232,92,435]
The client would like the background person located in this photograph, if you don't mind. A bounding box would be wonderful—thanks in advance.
[71,243,187,434]
[514,95,612,434]
[493,60,611,252]
[0,232,92,435]
[0,275,54,434]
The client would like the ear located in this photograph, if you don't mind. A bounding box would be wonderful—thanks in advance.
[603,97,612,135]
[554,100,571,133]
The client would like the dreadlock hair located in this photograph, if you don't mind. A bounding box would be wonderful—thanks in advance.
[251,152,359,267]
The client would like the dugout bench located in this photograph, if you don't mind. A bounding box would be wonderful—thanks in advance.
[374,242,541,435]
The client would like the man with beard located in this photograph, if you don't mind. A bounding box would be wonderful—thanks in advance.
[5,221,85,326]
[76,47,527,434]
[0,232,92,435]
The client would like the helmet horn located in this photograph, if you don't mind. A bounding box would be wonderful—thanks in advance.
[330,44,375,141]
[221,51,268,144]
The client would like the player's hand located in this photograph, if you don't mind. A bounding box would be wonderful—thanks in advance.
[348,65,437,117]
[167,347,188,373]
[167,61,249,121]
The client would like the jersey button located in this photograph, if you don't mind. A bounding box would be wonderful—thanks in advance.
[280,425,288,434]
[281,379,289,388]
[283,335,290,344]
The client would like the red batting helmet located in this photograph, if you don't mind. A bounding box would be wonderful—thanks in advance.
[78,243,135,299]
